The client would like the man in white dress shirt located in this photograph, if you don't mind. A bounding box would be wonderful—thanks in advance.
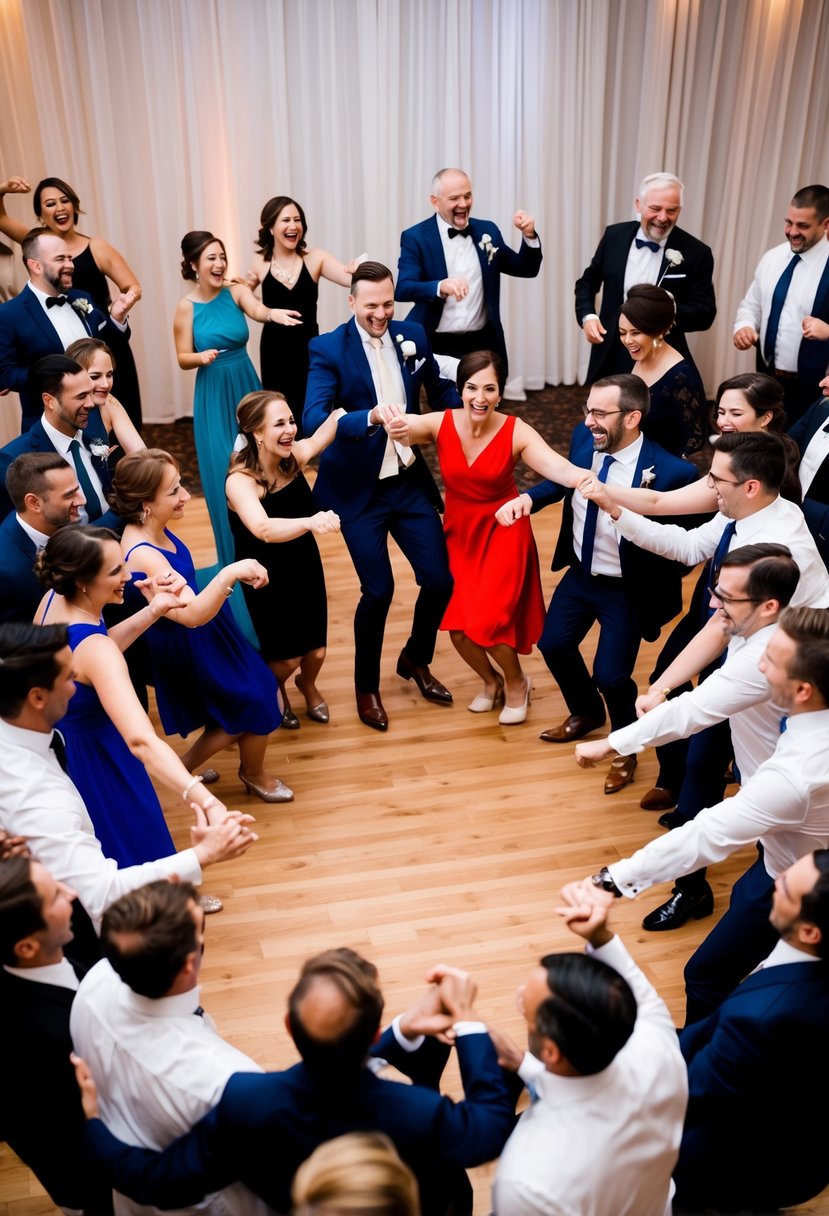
[733,183,829,424]
[581,605,829,1026]
[491,884,687,1216]
[71,880,271,1216]
[0,622,252,928]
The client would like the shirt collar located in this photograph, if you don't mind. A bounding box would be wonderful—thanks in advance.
[14,513,51,548]
[798,237,829,266]
[635,226,667,249]
[601,433,643,471]
[122,982,204,1019]
[3,957,80,990]
[761,938,821,969]
[0,715,54,757]
[27,280,67,307]
[41,414,81,454]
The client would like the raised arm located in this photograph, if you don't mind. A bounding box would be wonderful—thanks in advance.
[514,418,582,488]
[0,177,31,244]
[229,281,301,328]
[309,246,360,288]
[98,395,145,454]
[226,472,340,544]
[88,237,142,301]
[122,541,269,628]
[589,474,717,517]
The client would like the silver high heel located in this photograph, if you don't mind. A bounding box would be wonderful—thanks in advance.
[499,677,532,726]
[295,674,329,723]
[238,769,294,803]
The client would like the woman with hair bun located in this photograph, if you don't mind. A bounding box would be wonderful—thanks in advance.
[226,391,341,727]
[618,282,707,457]
[246,196,357,434]
[33,525,236,882]
[173,229,301,569]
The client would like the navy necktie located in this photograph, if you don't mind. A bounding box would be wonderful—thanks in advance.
[581,454,615,574]
[68,439,102,521]
[701,519,737,624]
[763,253,801,366]
[635,238,660,252]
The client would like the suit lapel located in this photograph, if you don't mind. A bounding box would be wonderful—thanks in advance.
[346,319,381,406]
[8,517,37,561]
[20,284,64,346]
[810,248,829,319]
[425,215,449,279]
[387,323,417,412]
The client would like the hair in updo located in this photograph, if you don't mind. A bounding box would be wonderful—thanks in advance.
[34,525,120,598]
[230,391,298,488]
[110,449,179,524]
[620,283,677,337]
[180,231,226,281]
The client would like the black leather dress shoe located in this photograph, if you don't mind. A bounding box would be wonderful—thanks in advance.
[539,713,606,743]
[356,690,388,731]
[658,809,686,830]
[642,885,714,931]
[396,653,453,704]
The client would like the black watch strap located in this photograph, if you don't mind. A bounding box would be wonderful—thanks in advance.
[591,866,622,897]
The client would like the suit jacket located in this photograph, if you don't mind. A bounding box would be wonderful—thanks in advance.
[527,427,699,639]
[0,413,112,521]
[303,317,460,523]
[0,283,127,430]
[0,956,113,1213]
[675,958,829,1212]
[789,395,829,565]
[0,512,41,622]
[574,221,716,383]
[85,1027,513,1216]
[396,214,543,366]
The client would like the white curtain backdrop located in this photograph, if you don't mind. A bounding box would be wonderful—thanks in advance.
[0,0,827,424]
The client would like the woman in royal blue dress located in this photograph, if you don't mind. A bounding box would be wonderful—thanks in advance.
[173,229,302,569]
[112,448,292,803]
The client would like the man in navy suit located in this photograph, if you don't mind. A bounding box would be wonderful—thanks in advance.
[674,848,829,1213]
[575,172,716,384]
[396,168,542,374]
[80,948,513,1216]
[789,389,829,565]
[0,228,134,431]
[0,451,85,623]
[0,353,112,522]
[497,374,697,793]
[0,853,111,1214]
[304,260,461,731]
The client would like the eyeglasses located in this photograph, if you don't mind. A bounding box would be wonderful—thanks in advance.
[706,584,763,605]
[582,406,624,421]
[706,471,746,488]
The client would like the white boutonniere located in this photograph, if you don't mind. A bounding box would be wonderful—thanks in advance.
[640,465,656,488]
[88,439,110,461]
[396,335,417,361]
[478,233,499,264]
[665,249,684,268]
[71,297,93,317]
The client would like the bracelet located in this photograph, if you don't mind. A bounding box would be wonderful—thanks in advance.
[222,582,234,597]
[182,775,204,802]
[657,686,671,698]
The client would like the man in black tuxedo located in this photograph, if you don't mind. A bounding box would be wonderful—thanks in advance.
[575,172,716,383]
[0,228,135,430]
[0,853,112,1214]
[0,451,85,623]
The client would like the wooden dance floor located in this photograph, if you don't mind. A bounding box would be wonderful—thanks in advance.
[2,488,826,1215]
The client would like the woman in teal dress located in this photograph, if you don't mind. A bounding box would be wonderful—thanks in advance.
[173,229,302,569]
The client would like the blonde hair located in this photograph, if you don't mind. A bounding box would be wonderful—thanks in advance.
[291,1132,419,1216]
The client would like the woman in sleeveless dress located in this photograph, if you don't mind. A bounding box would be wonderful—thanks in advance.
[246,196,358,436]
[113,448,292,804]
[65,338,144,468]
[226,390,341,728]
[0,174,143,427]
[33,526,236,874]
[387,351,583,725]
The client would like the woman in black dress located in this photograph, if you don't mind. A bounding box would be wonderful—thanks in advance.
[226,390,341,728]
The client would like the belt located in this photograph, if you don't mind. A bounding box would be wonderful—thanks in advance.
[770,368,799,380]
[585,571,624,588]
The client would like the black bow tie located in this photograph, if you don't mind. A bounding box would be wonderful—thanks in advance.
[635,238,660,253]
[46,295,68,308]
[448,227,471,239]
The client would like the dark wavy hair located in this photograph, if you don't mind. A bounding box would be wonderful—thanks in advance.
[230,390,298,487]
[33,177,83,223]
[456,350,506,396]
[180,230,226,282]
[255,196,308,261]
[35,525,120,599]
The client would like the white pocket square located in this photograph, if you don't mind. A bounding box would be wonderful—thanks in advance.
[414,358,425,373]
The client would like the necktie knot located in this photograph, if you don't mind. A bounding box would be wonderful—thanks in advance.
[635,238,660,253]
[46,295,68,308]
[50,729,69,772]
[448,227,471,239]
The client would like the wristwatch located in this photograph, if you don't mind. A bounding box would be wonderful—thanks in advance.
[591,866,622,897]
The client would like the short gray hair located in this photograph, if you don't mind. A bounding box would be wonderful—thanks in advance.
[637,172,684,204]
[431,167,470,195]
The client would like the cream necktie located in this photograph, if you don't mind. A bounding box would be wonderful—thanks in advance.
[369,336,415,479]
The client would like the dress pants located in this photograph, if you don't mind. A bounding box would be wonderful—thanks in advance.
[670,718,735,897]
[340,469,453,693]
[682,849,777,1026]
[538,565,640,730]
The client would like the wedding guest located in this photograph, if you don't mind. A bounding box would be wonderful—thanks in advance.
[292,1133,420,1216]
[226,391,340,728]
[65,337,144,466]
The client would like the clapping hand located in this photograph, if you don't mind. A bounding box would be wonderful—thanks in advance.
[397,964,478,1044]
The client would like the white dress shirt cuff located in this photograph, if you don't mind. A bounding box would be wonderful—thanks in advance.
[390,1013,424,1052]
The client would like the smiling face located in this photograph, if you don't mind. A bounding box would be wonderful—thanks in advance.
[707,564,763,639]
[770,853,820,941]
[29,860,77,957]
[706,450,748,518]
[758,626,801,711]
[254,396,298,461]
[618,313,659,361]
[193,240,227,288]
[784,204,829,254]
[43,370,95,437]
[84,349,115,407]
[716,389,772,434]
[85,538,130,608]
[32,464,85,529]
[461,363,500,423]
[349,276,395,338]
[29,233,74,294]
[431,170,473,229]
[635,184,681,243]
[148,461,191,525]
[40,645,78,726]
[583,383,635,453]
[37,186,77,235]
[272,203,304,255]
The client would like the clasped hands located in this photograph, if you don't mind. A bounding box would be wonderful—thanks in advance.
[494,476,611,529]
[397,964,480,1045]
[372,402,411,445]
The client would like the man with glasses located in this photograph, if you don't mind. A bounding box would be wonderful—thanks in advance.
[575,544,799,929]
[496,373,697,792]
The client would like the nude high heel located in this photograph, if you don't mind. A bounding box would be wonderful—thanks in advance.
[468,675,505,713]
[498,677,532,726]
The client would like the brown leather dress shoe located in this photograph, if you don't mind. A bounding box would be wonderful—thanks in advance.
[604,754,637,794]
[356,690,388,731]
[396,654,453,704]
[539,713,606,743]
[639,786,677,812]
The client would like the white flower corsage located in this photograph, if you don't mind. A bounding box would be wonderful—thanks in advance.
[396,334,418,361]
[665,249,684,268]
[71,297,93,317]
[88,440,111,461]
[478,233,499,264]
[640,465,656,488]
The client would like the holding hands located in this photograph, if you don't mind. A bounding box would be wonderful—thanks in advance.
[397,964,479,1044]
[556,881,615,947]
[439,276,469,301]
[308,510,341,535]
[495,493,532,527]
[578,473,616,515]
